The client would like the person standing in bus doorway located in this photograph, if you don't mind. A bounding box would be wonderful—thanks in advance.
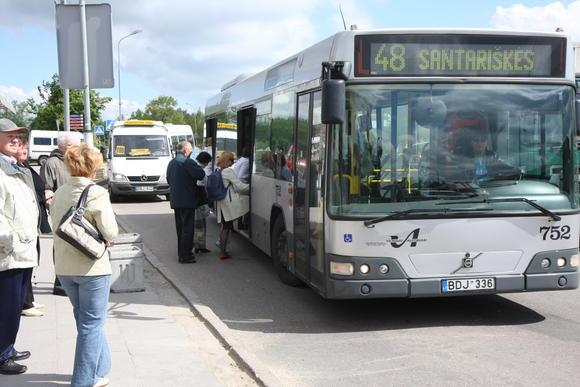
[16,139,53,318]
[233,145,250,183]
[215,151,249,260]
[193,151,212,254]
[167,141,206,263]
[0,119,38,375]
[40,132,81,296]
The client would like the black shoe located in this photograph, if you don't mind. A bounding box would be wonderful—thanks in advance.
[0,359,27,375]
[52,287,67,296]
[11,350,30,361]
[194,248,211,254]
[178,256,197,264]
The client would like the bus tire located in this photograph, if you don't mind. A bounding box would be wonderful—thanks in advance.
[108,186,119,203]
[271,216,302,287]
[38,155,48,166]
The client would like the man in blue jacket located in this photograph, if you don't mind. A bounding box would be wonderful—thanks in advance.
[166,141,206,263]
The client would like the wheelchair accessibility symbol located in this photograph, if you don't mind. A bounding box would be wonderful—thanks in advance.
[344,234,353,243]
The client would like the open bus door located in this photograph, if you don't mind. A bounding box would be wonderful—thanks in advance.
[236,107,256,237]
[293,91,326,290]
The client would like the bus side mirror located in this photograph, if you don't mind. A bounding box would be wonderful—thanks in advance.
[321,79,345,125]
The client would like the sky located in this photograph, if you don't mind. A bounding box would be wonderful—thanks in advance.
[2,0,580,122]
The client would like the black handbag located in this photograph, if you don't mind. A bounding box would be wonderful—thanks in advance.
[56,184,107,260]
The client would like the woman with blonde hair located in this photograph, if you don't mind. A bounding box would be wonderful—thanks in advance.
[215,151,249,260]
[49,144,118,387]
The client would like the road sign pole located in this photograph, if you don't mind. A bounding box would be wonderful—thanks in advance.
[79,0,94,147]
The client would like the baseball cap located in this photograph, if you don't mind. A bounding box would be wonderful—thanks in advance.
[0,118,28,132]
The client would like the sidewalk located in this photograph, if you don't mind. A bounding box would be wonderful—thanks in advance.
[4,235,253,387]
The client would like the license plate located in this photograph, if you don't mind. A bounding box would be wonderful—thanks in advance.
[135,186,154,192]
[441,277,495,293]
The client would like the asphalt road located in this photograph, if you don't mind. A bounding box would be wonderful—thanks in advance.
[113,196,580,387]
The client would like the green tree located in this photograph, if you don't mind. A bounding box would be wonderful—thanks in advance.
[0,99,35,127]
[131,96,187,124]
[29,74,111,131]
[184,108,205,144]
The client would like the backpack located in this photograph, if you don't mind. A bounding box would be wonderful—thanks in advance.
[205,168,229,202]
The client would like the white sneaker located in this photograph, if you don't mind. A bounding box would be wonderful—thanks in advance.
[93,377,109,387]
[21,307,44,317]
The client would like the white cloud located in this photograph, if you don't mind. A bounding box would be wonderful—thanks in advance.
[0,0,375,110]
[491,1,580,40]
[103,99,144,121]
[0,85,40,103]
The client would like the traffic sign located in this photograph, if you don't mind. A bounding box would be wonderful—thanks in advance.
[94,125,105,135]
[105,119,114,131]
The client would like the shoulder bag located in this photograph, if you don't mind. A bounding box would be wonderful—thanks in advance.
[56,184,107,260]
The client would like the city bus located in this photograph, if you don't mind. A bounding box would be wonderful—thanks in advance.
[205,29,579,299]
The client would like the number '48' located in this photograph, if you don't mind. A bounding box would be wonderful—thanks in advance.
[374,44,406,72]
[539,225,571,240]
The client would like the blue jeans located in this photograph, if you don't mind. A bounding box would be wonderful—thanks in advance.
[59,275,111,387]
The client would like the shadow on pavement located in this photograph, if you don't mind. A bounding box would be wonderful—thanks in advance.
[1,373,70,386]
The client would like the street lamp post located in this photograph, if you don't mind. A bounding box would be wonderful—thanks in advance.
[117,29,142,120]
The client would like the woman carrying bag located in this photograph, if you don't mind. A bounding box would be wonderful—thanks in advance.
[49,144,118,387]
[215,151,249,260]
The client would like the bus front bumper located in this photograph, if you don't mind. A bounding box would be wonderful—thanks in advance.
[109,181,170,196]
[325,272,579,299]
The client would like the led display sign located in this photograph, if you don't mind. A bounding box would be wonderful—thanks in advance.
[355,34,565,78]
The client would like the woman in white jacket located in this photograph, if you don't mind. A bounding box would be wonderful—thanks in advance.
[215,151,249,260]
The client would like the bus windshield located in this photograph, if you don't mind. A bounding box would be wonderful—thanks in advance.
[113,135,170,157]
[329,84,577,217]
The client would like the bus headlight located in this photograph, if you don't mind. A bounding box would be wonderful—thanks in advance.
[541,258,551,269]
[378,264,389,274]
[359,264,370,275]
[330,261,354,276]
[557,257,567,267]
[570,254,579,267]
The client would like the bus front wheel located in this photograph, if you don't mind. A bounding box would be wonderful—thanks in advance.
[271,216,302,287]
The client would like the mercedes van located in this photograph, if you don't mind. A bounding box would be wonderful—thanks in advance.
[107,120,172,200]
[29,130,83,165]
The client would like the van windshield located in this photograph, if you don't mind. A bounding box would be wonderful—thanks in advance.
[113,135,169,157]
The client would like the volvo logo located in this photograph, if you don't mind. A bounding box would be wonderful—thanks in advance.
[140,175,148,182]
[452,252,483,274]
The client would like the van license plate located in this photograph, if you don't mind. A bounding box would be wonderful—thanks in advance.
[135,186,154,192]
[441,278,495,293]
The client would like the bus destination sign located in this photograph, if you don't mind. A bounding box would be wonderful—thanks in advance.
[355,34,566,78]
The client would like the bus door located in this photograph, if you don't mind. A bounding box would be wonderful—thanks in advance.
[205,118,217,168]
[294,91,325,289]
[236,107,256,235]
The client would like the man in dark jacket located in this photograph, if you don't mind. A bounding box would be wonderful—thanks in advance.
[166,141,206,263]
[39,133,80,295]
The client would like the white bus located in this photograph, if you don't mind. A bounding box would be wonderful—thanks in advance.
[107,120,172,200]
[28,130,83,164]
[166,124,195,151]
[206,29,579,299]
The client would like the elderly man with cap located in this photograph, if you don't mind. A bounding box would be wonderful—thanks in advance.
[0,118,39,375]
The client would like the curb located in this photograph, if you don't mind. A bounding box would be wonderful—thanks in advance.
[116,217,280,387]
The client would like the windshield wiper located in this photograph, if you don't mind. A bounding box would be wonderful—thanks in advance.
[363,207,493,228]
[438,197,561,221]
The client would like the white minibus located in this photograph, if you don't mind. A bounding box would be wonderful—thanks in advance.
[107,120,172,200]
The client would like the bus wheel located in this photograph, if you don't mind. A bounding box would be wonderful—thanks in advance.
[108,186,119,203]
[38,155,48,166]
[271,216,302,287]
